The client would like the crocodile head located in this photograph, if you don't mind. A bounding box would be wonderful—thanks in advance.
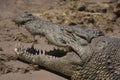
[13,12,104,58]
[13,12,106,78]
[14,36,106,77]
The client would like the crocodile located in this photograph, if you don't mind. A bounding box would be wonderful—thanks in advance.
[13,12,104,57]
[13,12,120,80]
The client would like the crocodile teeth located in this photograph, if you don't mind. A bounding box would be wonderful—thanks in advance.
[49,56,53,60]
[15,43,67,58]
[37,50,39,55]
[35,52,37,55]
[14,48,18,53]
[52,47,69,52]
[59,47,70,52]
[25,50,30,54]
[39,50,42,55]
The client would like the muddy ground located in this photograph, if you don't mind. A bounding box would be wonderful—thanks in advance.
[0,0,120,80]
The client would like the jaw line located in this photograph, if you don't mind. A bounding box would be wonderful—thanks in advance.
[14,43,82,76]
[14,43,68,60]
[14,43,81,62]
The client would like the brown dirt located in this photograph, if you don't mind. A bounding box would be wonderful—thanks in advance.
[0,0,120,80]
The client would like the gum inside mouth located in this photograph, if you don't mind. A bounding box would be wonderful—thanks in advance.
[15,43,69,58]
[26,46,67,57]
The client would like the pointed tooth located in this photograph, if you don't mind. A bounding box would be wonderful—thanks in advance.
[14,48,18,53]
[26,50,29,54]
[42,50,45,55]
[59,48,64,51]
[36,52,38,56]
[41,50,45,56]
[35,48,37,52]
[39,50,42,55]
[58,47,69,52]
[45,50,47,55]
[37,50,39,55]
[35,50,38,55]
[49,56,53,60]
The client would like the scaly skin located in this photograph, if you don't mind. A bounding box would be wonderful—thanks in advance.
[15,36,120,80]
[13,12,120,80]
[13,12,104,57]
[71,36,120,80]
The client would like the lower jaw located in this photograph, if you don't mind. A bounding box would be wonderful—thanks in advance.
[15,47,75,76]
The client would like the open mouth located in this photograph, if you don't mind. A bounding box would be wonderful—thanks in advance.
[25,46,67,57]
[15,43,70,59]
[14,43,82,77]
